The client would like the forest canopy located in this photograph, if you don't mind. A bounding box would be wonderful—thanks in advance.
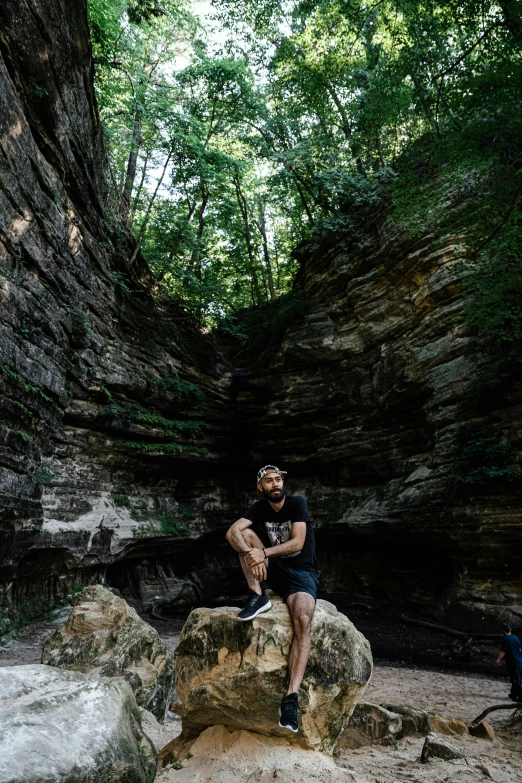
[88,0,522,336]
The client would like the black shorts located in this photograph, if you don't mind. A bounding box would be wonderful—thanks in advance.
[265,558,319,602]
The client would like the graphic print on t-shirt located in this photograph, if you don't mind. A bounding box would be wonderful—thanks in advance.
[265,520,301,558]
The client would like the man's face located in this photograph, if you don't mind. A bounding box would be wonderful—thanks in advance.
[258,471,285,502]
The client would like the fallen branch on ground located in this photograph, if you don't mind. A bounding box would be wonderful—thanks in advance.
[470,704,522,726]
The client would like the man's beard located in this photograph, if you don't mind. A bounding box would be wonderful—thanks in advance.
[263,487,286,502]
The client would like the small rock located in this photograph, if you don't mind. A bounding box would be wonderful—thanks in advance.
[421,732,465,762]
[469,721,496,740]
[428,713,469,736]
[382,703,430,736]
[335,703,402,750]
[42,585,174,721]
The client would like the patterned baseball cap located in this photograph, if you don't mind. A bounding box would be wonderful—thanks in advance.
[256,465,287,483]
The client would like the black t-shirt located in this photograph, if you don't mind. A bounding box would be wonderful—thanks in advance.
[243,494,318,572]
[501,634,522,665]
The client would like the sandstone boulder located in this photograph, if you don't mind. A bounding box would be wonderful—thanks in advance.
[0,664,156,783]
[174,596,372,753]
[42,585,174,721]
[335,702,402,750]
[427,713,469,736]
[421,733,465,763]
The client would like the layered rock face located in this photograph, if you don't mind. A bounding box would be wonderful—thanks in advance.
[42,585,174,720]
[240,228,522,631]
[0,664,156,783]
[0,0,244,633]
[174,597,372,753]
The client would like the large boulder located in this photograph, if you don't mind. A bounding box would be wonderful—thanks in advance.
[174,596,372,753]
[42,585,174,721]
[0,664,156,783]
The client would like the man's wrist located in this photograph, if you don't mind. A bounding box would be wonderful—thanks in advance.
[263,547,269,558]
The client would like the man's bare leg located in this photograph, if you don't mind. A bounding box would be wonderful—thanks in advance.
[286,591,315,695]
[236,528,267,595]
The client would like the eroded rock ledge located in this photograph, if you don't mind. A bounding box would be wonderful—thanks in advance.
[0,0,242,632]
[239,227,522,632]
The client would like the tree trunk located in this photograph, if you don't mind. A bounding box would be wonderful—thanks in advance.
[257,202,276,300]
[120,105,142,223]
[128,148,149,229]
[294,179,314,223]
[187,180,208,280]
[325,82,365,175]
[128,144,173,268]
[234,174,261,305]
[376,135,385,168]
[499,0,522,41]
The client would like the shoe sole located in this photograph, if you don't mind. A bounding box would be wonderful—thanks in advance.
[278,707,298,733]
[236,600,272,622]
[278,721,298,732]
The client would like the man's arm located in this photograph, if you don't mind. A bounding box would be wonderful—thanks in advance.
[226,517,267,582]
[496,637,506,665]
[226,517,254,553]
[245,522,306,567]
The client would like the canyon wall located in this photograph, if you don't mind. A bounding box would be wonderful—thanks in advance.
[1,0,521,639]
[0,0,245,632]
[240,226,522,633]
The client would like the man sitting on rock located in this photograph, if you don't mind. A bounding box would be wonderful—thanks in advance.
[226,465,319,734]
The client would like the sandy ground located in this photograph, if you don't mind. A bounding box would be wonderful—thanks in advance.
[365,663,512,725]
[349,664,522,783]
[2,611,521,782]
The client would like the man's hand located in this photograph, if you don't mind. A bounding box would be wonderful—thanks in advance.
[245,547,266,568]
[252,562,267,582]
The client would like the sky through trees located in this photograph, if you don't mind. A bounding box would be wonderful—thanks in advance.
[89,0,522,335]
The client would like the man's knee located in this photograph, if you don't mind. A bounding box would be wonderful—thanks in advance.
[293,610,313,636]
[243,528,258,547]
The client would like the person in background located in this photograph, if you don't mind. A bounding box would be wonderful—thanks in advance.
[496,622,522,701]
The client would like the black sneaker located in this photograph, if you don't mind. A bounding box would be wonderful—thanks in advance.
[279,692,299,732]
[236,590,272,621]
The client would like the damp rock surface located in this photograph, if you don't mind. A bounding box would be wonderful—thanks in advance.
[0,664,156,783]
